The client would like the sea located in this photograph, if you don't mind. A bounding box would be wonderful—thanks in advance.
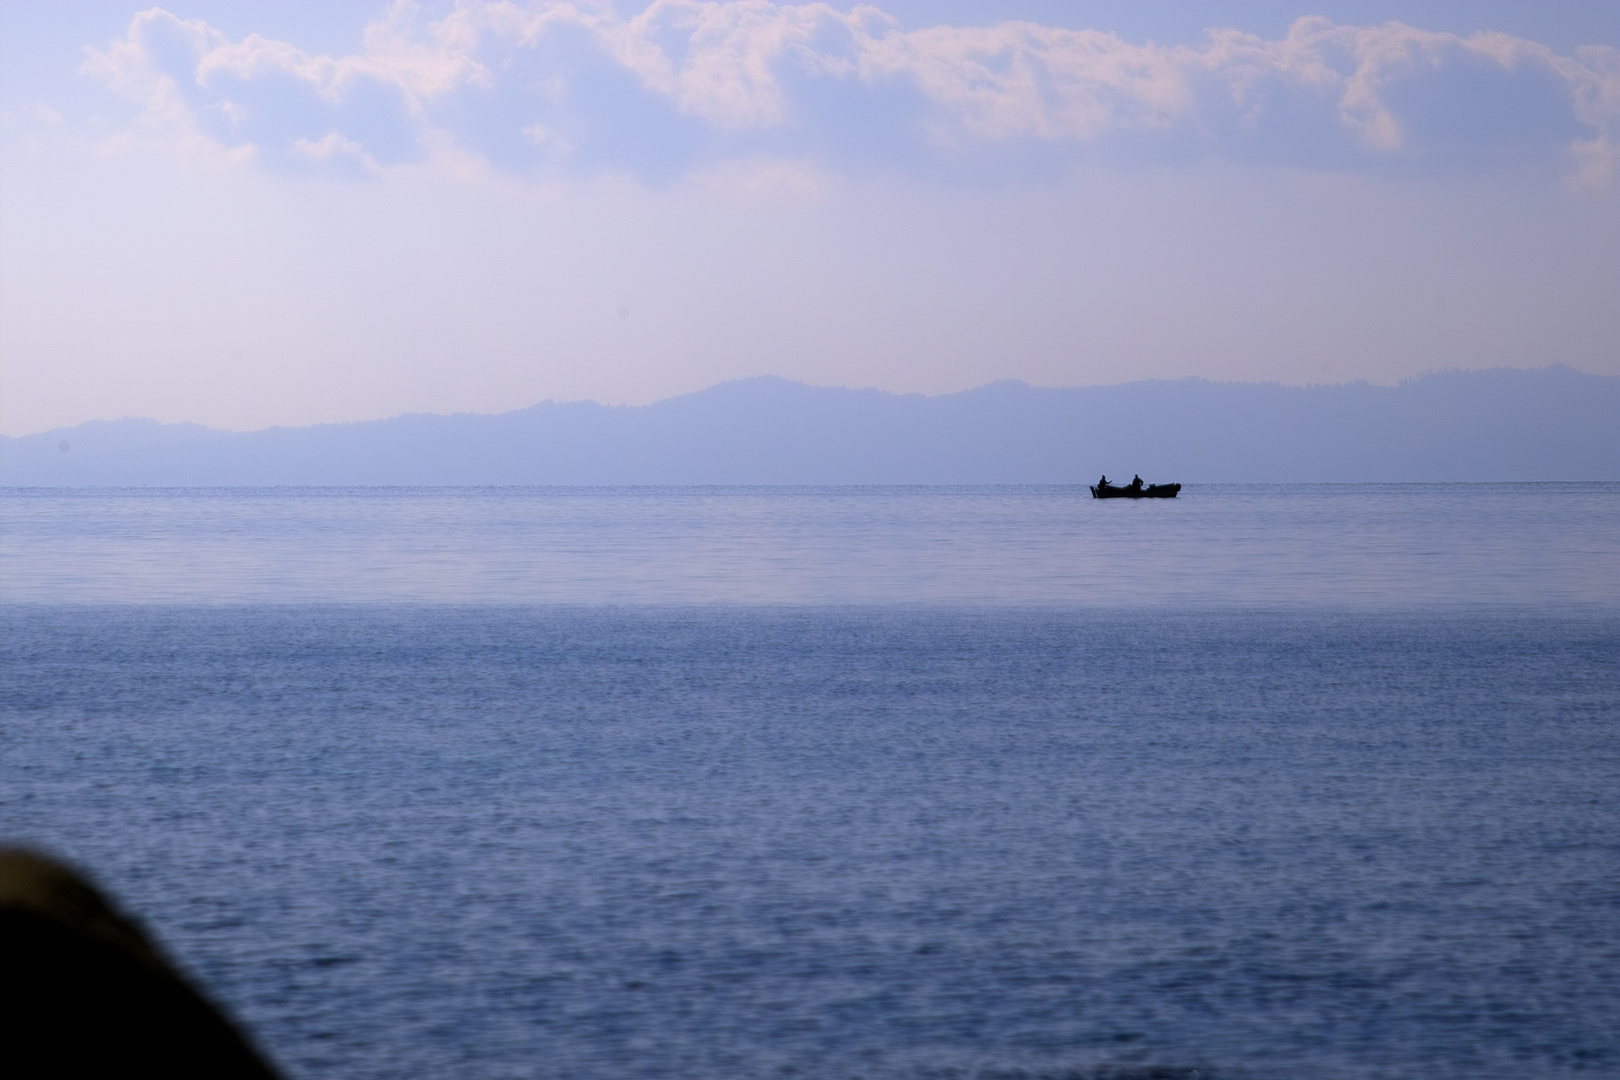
[2,484,1618,1080]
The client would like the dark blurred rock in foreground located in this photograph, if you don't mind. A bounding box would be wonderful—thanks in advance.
[0,848,281,1079]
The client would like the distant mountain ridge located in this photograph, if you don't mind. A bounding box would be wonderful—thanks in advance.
[3,366,1616,485]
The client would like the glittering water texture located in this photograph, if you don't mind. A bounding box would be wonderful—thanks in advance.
[3,485,1618,1078]
[3,606,1617,1080]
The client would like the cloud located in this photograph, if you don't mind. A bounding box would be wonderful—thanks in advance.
[71,1,1620,183]
[1565,44,1620,186]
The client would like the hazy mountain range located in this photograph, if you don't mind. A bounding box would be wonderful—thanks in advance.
[3,366,1615,486]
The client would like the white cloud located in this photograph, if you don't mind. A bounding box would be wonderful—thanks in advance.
[1565,44,1620,187]
[854,21,1191,142]
[291,130,377,173]
[70,2,1620,182]
[77,9,221,148]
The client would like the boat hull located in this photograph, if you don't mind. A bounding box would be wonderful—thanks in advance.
[1090,483,1180,499]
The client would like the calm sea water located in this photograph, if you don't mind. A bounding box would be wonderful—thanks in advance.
[2,484,1617,606]
[3,485,1619,1079]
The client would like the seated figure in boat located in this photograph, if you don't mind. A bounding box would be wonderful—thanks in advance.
[1091,473,1180,498]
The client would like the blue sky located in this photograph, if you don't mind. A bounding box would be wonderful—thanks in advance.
[1,1,1616,434]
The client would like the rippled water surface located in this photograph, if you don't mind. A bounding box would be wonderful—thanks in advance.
[2,484,1616,606]
[2,486,1618,1079]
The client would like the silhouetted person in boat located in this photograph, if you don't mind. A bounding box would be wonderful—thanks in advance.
[1098,474,1108,488]
[1131,475,1143,491]
[0,848,282,1079]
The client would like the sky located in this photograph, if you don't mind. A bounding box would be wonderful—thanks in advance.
[1,1,1616,435]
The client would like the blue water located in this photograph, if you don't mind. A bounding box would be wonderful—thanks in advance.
[3,486,1619,1079]
[2,484,1616,606]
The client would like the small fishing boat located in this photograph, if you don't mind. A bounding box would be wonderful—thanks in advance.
[1090,477,1180,499]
